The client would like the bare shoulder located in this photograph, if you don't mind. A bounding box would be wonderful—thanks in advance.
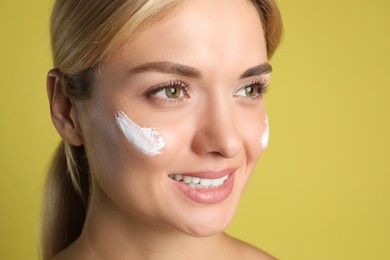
[223,233,277,260]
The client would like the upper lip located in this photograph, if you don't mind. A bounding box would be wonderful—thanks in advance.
[170,168,236,179]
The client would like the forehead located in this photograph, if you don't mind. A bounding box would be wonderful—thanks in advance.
[112,0,267,77]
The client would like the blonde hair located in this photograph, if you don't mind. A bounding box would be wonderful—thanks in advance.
[42,0,283,259]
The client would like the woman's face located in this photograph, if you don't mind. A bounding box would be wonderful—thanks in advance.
[79,0,270,236]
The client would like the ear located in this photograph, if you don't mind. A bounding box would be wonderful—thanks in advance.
[47,69,84,146]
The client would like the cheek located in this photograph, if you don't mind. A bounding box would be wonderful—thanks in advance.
[260,114,269,150]
[83,117,124,188]
[239,111,268,162]
[115,111,165,156]
[83,112,172,213]
[153,121,193,163]
[84,108,186,189]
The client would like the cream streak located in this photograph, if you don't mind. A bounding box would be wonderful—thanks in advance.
[261,115,269,150]
[115,111,165,156]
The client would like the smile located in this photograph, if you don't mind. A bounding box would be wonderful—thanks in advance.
[169,169,236,204]
[168,174,229,189]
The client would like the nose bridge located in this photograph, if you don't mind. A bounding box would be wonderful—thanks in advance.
[191,93,242,158]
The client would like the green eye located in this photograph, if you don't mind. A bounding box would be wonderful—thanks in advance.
[244,86,257,97]
[235,84,259,97]
[165,87,181,98]
[149,80,189,101]
[235,80,268,99]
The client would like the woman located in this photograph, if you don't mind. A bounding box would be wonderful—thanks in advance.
[43,0,283,259]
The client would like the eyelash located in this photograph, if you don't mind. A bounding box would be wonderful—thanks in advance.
[145,79,190,103]
[145,78,269,103]
[234,78,269,100]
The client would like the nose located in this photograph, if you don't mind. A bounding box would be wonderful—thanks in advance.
[191,95,243,158]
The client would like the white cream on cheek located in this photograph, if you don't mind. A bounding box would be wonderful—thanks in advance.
[115,111,165,156]
[260,115,269,150]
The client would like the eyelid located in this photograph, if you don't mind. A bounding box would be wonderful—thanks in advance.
[241,78,269,88]
[234,77,270,97]
[144,79,191,103]
[242,73,270,87]
[144,79,189,94]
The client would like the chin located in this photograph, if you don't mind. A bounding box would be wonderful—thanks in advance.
[183,220,231,237]
[169,198,239,238]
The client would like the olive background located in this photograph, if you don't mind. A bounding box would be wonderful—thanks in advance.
[0,0,389,259]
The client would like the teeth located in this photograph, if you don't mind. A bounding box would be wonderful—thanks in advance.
[200,178,212,186]
[192,177,200,184]
[197,184,209,189]
[211,177,224,186]
[169,174,229,188]
[183,176,192,183]
[188,183,196,188]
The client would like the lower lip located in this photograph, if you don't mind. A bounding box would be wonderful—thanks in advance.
[171,172,235,204]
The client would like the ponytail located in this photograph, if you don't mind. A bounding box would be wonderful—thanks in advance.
[41,141,89,260]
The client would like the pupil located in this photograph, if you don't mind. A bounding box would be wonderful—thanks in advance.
[246,86,255,96]
[167,87,180,98]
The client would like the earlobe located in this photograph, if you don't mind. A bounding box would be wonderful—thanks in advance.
[47,69,84,146]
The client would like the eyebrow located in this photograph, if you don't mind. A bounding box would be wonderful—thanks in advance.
[239,63,272,79]
[129,61,201,78]
[129,61,272,79]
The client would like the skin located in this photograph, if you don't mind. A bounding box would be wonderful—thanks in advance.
[48,0,274,259]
